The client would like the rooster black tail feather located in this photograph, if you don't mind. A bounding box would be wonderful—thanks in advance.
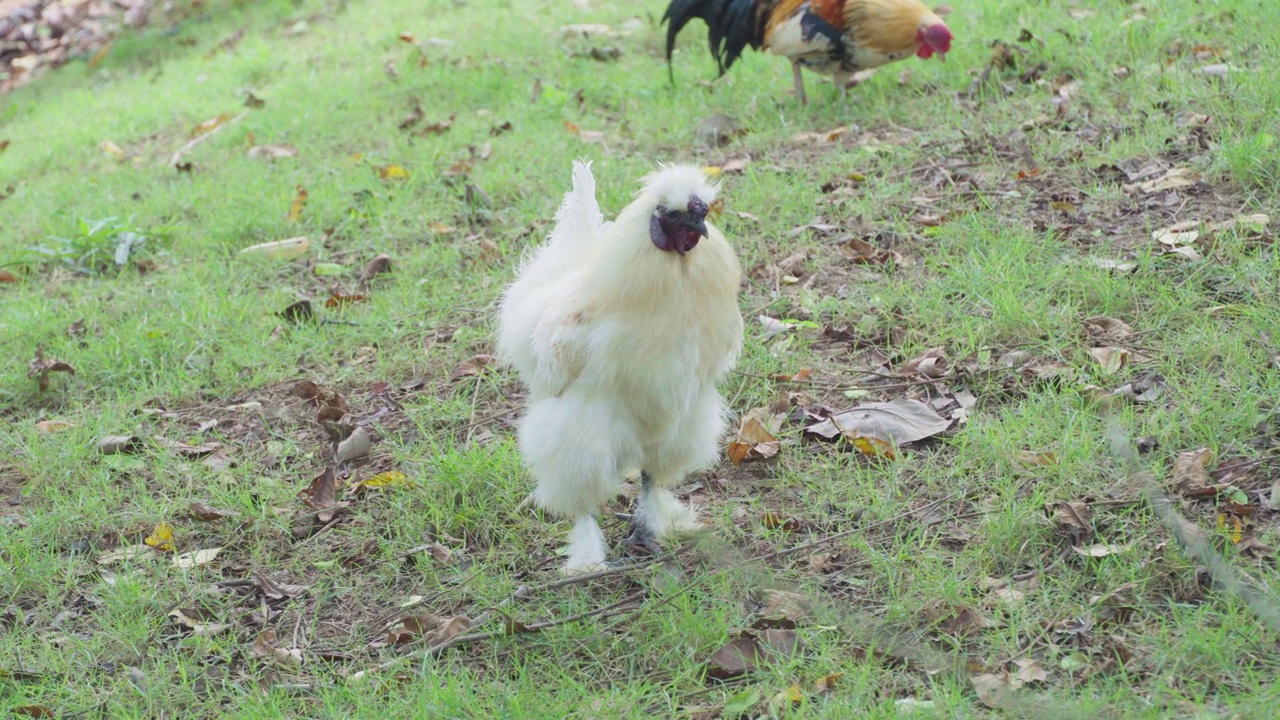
[661,0,766,81]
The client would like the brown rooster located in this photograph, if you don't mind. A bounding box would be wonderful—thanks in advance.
[663,0,953,104]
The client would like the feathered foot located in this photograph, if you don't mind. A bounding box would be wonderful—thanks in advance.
[623,471,700,557]
[561,515,608,575]
[791,60,808,105]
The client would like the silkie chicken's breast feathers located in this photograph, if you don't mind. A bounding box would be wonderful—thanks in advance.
[496,161,604,397]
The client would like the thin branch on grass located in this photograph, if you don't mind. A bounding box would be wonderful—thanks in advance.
[751,496,952,563]
[348,556,667,681]
[169,112,248,167]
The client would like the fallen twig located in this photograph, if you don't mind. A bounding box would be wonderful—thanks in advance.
[348,556,667,681]
[752,496,952,564]
[169,112,248,167]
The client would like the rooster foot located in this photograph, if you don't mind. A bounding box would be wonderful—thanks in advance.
[623,521,664,558]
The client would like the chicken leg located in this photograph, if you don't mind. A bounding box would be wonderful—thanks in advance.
[624,471,666,556]
[790,60,808,105]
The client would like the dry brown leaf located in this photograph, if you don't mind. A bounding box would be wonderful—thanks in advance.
[189,502,239,522]
[168,607,229,636]
[453,354,497,379]
[705,629,801,680]
[35,420,75,433]
[0,269,21,283]
[808,552,838,573]
[27,346,75,391]
[970,672,1014,708]
[1173,447,1214,495]
[805,399,950,455]
[251,629,304,665]
[298,467,342,522]
[903,347,949,378]
[360,253,394,281]
[760,589,811,622]
[335,427,371,463]
[1083,316,1135,345]
[1124,167,1200,194]
[1046,500,1093,545]
[189,114,233,139]
[253,569,308,600]
[1088,346,1131,375]
[97,435,141,455]
[172,547,222,569]
[248,144,299,160]
[727,406,783,465]
[325,292,368,309]
[418,116,455,135]
[1073,543,1130,557]
[386,614,470,647]
[1013,658,1048,685]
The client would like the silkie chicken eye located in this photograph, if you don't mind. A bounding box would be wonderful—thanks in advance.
[667,209,679,218]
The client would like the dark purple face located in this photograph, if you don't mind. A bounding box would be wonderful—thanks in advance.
[650,195,710,257]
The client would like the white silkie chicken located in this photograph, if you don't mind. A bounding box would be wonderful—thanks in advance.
[497,161,744,574]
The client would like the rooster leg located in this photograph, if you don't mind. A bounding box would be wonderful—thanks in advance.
[790,60,808,105]
[623,472,666,557]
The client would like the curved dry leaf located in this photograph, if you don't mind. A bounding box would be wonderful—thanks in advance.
[386,613,470,647]
[298,467,343,522]
[970,672,1014,709]
[903,347,949,378]
[27,347,75,391]
[1088,346,1131,375]
[189,502,239,522]
[97,544,151,565]
[760,589,811,622]
[1083,316,1134,345]
[35,420,75,433]
[97,435,142,455]
[169,607,229,636]
[240,236,311,261]
[253,569,308,600]
[336,427,371,463]
[1046,500,1093,545]
[173,547,222,569]
[1072,543,1130,557]
[361,253,394,281]
[247,144,299,160]
[805,399,950,452]
[1173,447,1214,495]
[452,354,496,379]
[727,406,783,465]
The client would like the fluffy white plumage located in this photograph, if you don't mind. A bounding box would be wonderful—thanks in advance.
[497,161,743,574]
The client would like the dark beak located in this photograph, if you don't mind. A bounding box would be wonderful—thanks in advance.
[683,216,708,238]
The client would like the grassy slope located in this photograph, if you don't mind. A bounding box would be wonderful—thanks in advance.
[2,0,1280,717]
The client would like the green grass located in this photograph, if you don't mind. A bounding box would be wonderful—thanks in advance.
[3,0,1280,716]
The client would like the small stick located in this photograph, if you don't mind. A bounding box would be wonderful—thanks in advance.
[348,556,666,681]
[169,112,248,167]
[751,497,951,564]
